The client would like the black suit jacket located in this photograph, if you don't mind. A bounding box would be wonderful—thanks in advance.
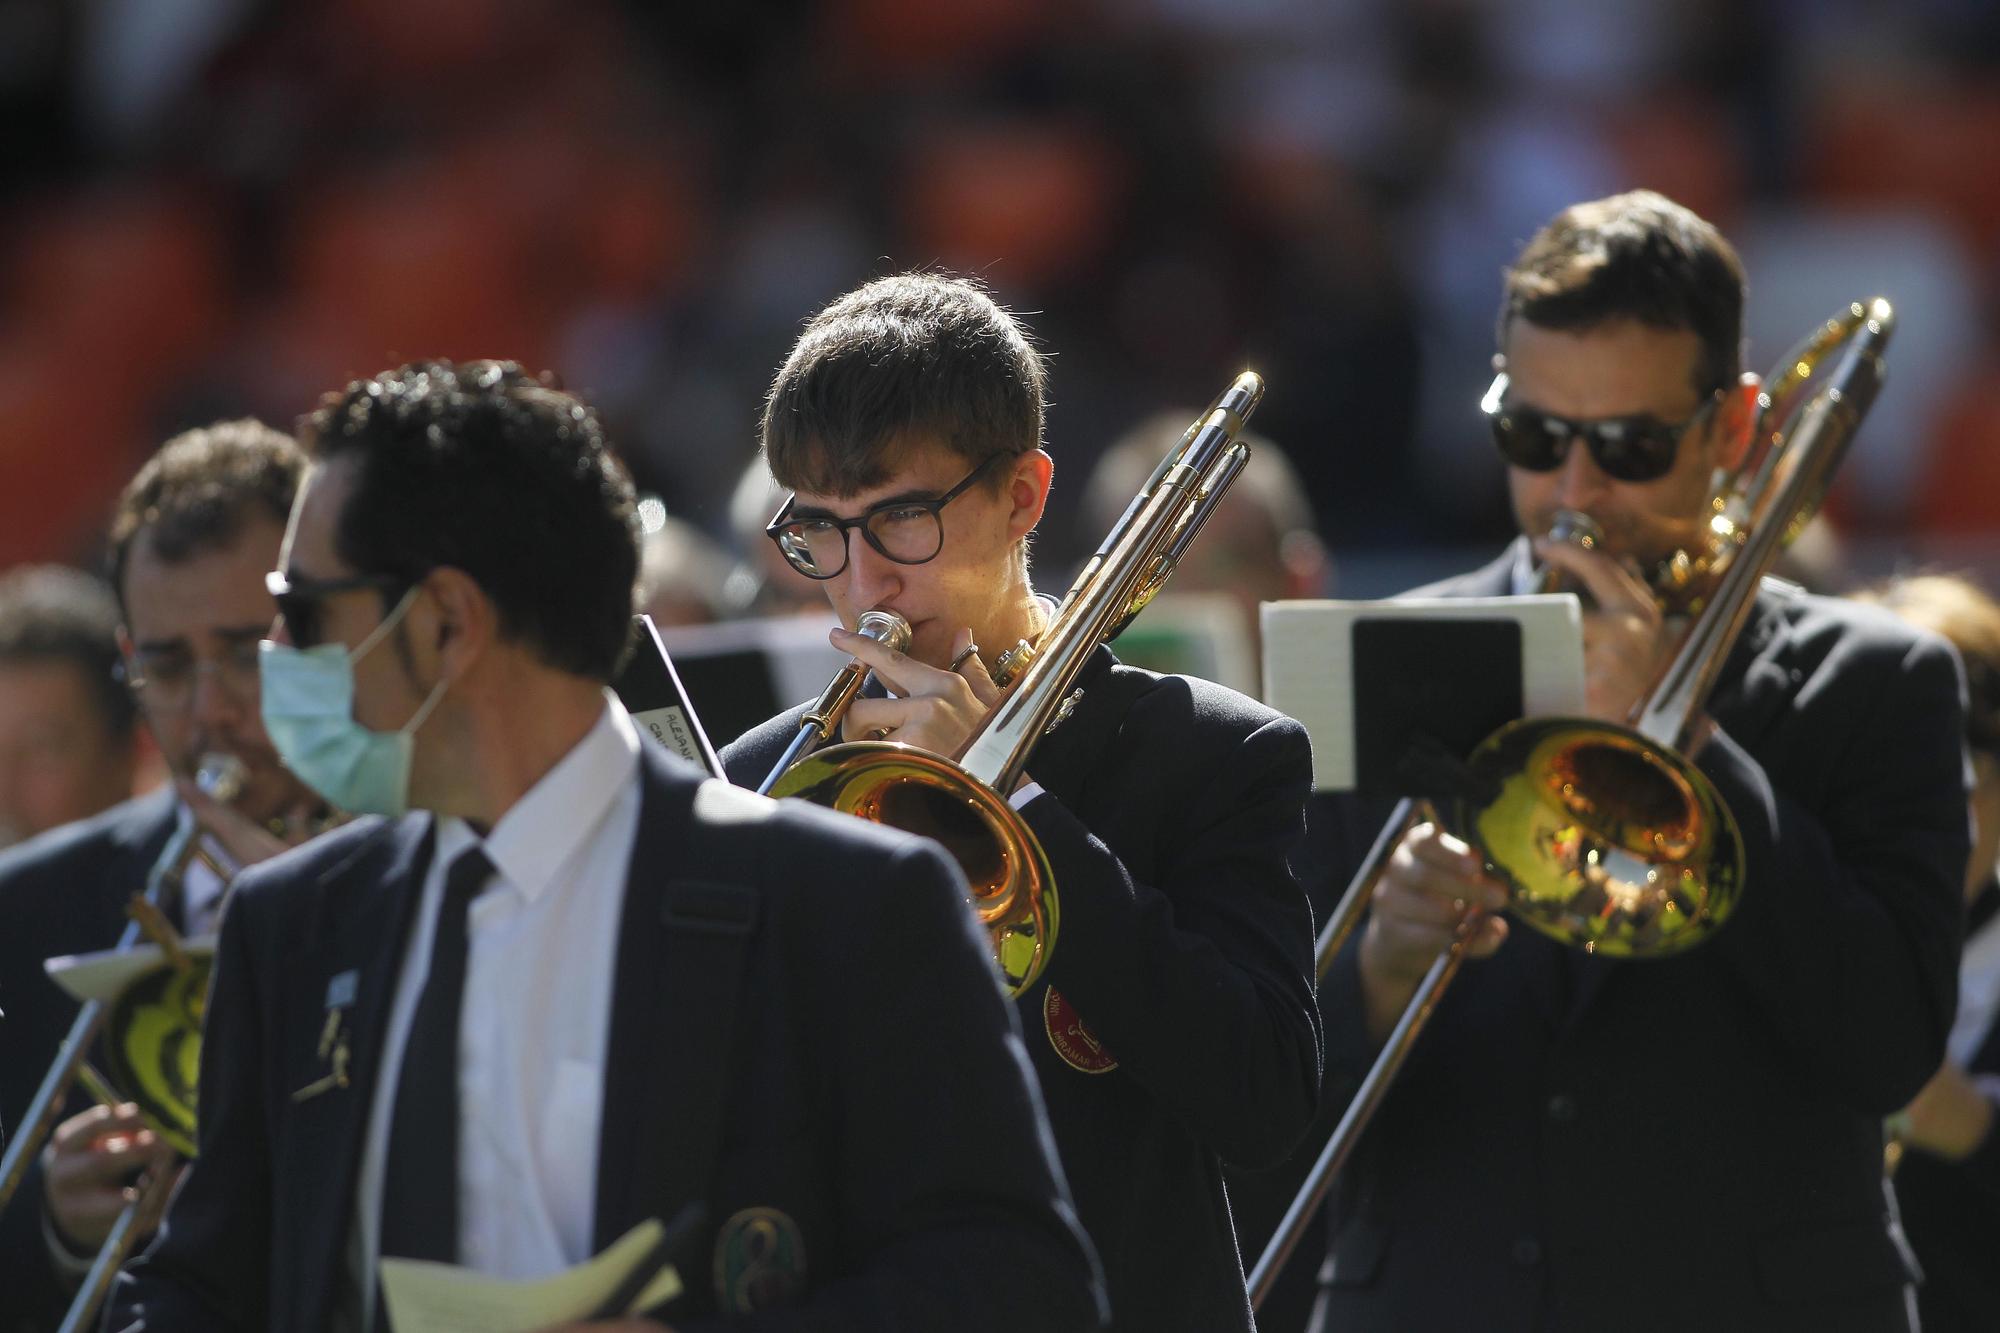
[1894,880,2000,1333]
[723,645,1322,1332]
[1304,543,1969,1333]
[0,790,179,1332]
[108,747,1104,1332]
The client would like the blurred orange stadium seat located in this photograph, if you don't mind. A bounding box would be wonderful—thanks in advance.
[1802,82,2000,254]
[1603,95,1748,232]
[0,334,143,565]
[1912,358,2000,535]
[900,119,1126,290]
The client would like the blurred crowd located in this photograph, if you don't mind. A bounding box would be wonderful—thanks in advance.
[7,0,2000,594]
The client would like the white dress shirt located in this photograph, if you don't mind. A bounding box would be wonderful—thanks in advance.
[170,805,236,939]
[345,695,642,1329]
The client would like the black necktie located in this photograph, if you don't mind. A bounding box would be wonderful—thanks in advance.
[379,844,494,1266]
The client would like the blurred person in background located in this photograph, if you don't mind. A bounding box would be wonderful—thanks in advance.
[0,419,319,1332]
[722,272,1320,1332]
[0,564,144,850]
[634,508,734,628]
[722,456,837,620]
[1078,412,1330,672]
[1291,191,1967,1333]
[1861,572,2000,1333]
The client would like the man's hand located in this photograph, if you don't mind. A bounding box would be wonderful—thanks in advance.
[1357,822,1511,1044]
[43,1102,179,1252]
[174,774,318,869]
[1899,1060,1997,1161]
[838,626,1004,760]
[1535,536,1672,725]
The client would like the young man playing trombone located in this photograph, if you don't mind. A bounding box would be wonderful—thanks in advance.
[721,272,1321,1332]
[1292,192,1968,1333]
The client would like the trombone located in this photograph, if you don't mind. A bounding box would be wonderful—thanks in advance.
[0,754,243,1331]
[767,372,1266,996]
[1249,300,1895,1307]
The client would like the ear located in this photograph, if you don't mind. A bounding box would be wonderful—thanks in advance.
[1703,374,1760,471]
[1006,449,1055,543]
[413,567,493,679]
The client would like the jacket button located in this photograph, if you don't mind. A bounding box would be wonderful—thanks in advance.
[1546,1092,1578,1123]
[1512,1236,1543,1266]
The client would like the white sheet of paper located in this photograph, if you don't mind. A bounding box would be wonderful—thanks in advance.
[45,939,217,1004]
[379,1218,684,1333]
[1260,595,1587,792]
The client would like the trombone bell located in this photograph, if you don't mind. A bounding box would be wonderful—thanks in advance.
[1460,717,1744,957]
[770,743,1058,995]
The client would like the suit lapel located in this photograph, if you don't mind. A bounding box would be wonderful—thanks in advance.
[283,816,432,1329]
[593,754,759,1255]
[1015,644,1126,810]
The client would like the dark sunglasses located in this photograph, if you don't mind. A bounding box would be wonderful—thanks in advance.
[765,453,1007,581]
[265,569,407,649]
[1482,372,1724,484]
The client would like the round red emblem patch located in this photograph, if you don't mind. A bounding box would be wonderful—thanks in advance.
[1043,986,1118,1073]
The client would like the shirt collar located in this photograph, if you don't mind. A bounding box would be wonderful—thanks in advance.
[1508,536,1538,597]
[435,693,641,904]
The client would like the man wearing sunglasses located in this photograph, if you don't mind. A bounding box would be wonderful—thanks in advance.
[0,420,320,1332]
[109,359,1104,1333]
[721,273,1321,1332]
[1289,192,1969,1332]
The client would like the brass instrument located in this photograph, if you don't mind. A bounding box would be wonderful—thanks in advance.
[1250,300,1894,1307]
[754,610,911,795]
[0,754,242,1330]
[769,372,1266,996]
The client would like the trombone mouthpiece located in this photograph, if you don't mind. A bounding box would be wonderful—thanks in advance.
[857,610,912,654]
[195,752,248,805]
[1545,509,1604,553]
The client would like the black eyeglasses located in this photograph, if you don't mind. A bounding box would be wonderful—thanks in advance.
[765,453,1007,580]
[265,569,407,649]
[1482,373,1724,484]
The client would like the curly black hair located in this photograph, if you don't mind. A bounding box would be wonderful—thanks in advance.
[301,360,640,681]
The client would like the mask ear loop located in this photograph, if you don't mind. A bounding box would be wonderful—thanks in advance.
[347,583,453,736]
[347,584,424,664]
[399,668,452,738]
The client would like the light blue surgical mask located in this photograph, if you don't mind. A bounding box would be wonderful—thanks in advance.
[259,586,450,816]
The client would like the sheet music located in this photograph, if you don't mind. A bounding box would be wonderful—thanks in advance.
[379,1218,683,1333]
[1261,595,1586,792]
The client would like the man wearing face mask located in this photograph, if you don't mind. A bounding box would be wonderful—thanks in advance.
[108,360,1105,1333]
[0,420,318,1333]
[1283,192,1970,1333]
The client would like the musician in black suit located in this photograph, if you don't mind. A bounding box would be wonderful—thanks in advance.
[0,420,313,1332]
[1862,573,2000,1333]
[720,273,1321,1332]
[108,360,1103,1333]
[1292,192,1968,1333]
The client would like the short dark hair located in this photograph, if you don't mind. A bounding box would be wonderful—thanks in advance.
[302,360,640,681]
[761,272,1047,495]
[108,419,303,611]
[1499,190,1746,399]
[0,565,136,739]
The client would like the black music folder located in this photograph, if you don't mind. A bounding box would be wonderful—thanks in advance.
[613,615,725,779]
[1260,596,1586,794]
